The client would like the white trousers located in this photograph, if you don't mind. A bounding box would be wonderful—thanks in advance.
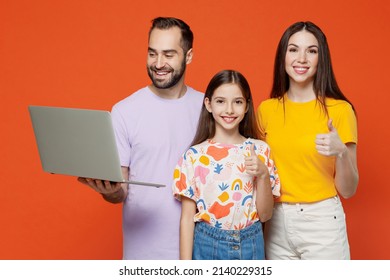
[264,196,350,260]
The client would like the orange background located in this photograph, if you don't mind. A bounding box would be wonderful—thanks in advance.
[1,0,389,259]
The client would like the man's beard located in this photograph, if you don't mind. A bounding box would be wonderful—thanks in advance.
[147,59,186,89]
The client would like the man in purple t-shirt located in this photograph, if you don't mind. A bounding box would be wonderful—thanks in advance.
[78,17,203,259]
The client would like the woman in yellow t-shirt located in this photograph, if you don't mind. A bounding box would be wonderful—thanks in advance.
[257,21,358,260]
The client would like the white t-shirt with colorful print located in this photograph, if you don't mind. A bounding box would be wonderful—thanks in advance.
[173,138,280,230]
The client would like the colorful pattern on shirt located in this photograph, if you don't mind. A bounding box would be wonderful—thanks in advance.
[173,138,280,230]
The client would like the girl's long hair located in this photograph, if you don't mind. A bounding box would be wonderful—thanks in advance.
[191,70,263,146]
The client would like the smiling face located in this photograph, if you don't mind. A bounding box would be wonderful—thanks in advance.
[147,27,192,89]
[204,83,248,139]
[285,30,319,86]
[147,27,192,90]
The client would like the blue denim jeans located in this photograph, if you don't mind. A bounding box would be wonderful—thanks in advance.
[192,221,265,260]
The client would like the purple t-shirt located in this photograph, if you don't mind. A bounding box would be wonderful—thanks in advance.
[111,86,203,259]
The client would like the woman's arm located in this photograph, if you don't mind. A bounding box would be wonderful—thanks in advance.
[316,120,359,199]
[334,143,359,198]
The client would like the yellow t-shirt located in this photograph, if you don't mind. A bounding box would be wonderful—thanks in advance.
[258,96,357,203]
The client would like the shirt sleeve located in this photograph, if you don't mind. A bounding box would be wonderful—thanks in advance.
[267,148,281,197]
[111,105,131,167]
[335,103,358,144]
[257,141,280,197]
[172,149,196,201]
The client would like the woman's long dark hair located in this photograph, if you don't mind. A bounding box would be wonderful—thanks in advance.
[191,70,263,146]
[271,21,355,114]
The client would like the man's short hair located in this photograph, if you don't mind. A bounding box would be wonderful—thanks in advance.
[149,17,193,53]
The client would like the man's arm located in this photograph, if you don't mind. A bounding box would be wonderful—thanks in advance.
[77,166,129,204]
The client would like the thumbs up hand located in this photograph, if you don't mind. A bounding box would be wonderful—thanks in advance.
[315,119,348,157]
[245,143,269,179]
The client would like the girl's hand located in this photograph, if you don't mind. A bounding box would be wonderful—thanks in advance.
[245,143,269,179]
[315,119,348,158]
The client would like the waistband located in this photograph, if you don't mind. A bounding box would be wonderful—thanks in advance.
[194,221,262,242]
[276,195,340,206]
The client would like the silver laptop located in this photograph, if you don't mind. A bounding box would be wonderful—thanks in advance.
[28,105,165,188]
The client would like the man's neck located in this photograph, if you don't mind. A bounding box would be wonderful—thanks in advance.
[148,82,187,99]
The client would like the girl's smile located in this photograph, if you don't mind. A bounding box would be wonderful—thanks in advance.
[205,83,248,139]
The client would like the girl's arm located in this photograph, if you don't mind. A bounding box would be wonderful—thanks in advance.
[255,173,274,222]
[179,196,197,260]
[245,144,274,222]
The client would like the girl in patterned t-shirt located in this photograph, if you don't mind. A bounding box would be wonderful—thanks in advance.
[172,70,280,260]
